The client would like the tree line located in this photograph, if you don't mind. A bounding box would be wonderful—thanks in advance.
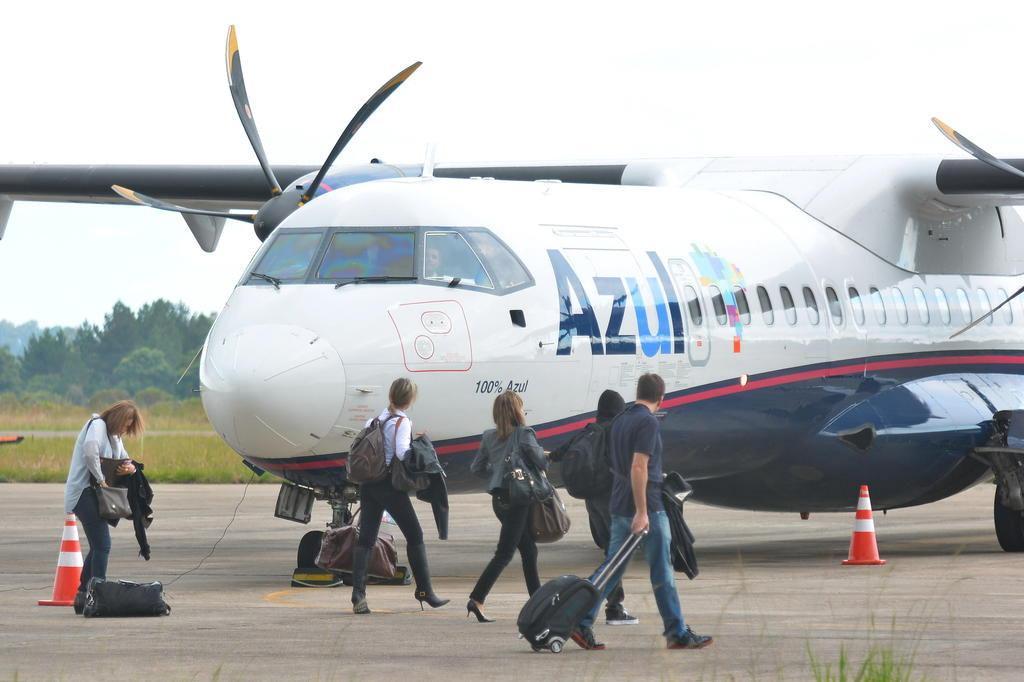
[0,300,214,406]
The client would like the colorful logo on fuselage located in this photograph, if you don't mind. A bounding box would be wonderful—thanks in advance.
[548,246,748,358]
[690,243,746,352]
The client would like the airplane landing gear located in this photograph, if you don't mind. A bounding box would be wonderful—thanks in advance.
[994,485,1024,552]
[972,410,1024,553]
[278,482,359,582]
[296,494,357,569]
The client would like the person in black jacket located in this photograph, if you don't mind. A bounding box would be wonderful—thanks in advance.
[551,389,638,626]
[466,391,547,622]
[587,390,638,625]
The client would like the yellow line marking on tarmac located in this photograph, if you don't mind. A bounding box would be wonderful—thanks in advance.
[264,589,315,607]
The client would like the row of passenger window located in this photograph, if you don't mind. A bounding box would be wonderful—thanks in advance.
[681,282,1014,329]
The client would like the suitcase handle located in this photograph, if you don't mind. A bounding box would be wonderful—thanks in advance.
[591,530,647,591]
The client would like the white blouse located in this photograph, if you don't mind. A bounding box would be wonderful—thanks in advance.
[63,415,130,513]
[365,408,411,465]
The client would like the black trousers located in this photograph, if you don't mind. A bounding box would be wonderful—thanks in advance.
[585,495,625,611]
[470,495,540,603]
[357,478,424,549]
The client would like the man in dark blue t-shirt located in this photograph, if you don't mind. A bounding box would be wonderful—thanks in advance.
[572,373,713,651]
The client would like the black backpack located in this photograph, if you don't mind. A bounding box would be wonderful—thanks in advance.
[559,421,613,500]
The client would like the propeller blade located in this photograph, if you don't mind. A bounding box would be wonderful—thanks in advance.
[226,25,282,196]
[931,117,1024,183]
[299,61,422,205]
[112,185,255,223]
[950,283,1024,339]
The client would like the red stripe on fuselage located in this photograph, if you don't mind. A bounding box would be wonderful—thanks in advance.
[250,457,345,471]
[250,353,1024,471]
[434,416,596,456]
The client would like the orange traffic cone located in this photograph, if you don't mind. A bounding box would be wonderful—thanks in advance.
[38,513,84,606]
[842,485,886,566]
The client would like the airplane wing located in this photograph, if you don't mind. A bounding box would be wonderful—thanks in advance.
[0,161,629,251]
[0,164,316,208]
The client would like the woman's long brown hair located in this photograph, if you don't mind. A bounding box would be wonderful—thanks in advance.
[492,391,526,440]
[100,400,144,438]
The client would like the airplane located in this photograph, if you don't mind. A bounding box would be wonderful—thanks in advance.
[3,27,1024,568]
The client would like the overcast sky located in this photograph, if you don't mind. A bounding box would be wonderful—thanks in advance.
[0,0,1019,327]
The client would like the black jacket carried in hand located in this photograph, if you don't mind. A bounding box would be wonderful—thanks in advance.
[416,473,449,540]
[406,435,445,476]
[106,462,154,560]
[661,471,698,579]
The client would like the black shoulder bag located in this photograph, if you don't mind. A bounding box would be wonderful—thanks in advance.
[503,428,552,506]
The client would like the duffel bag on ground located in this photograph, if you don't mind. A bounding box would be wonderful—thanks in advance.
[315,524,398,579]
[83,578,171,617]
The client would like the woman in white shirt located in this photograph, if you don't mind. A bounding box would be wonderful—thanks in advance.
[64,400,143,613]
[350,378,449,614]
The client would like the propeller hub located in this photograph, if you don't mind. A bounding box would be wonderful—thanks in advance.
[253,187,305,241]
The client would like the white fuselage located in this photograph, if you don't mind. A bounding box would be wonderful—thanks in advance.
[199,177,1024,509]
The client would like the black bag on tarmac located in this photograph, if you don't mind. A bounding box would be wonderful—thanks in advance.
[516,530,645,653]
[83,578,171,617]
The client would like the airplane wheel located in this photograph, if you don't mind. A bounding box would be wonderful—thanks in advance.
[994,487,1024,552]
[297,530,325,567]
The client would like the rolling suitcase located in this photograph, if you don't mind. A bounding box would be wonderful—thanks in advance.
[516,530,645,653]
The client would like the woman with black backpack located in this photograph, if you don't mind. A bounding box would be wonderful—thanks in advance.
[350,378,449,614]
[466,391,548,622]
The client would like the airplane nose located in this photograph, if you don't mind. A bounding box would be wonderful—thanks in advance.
[201,324,345,458]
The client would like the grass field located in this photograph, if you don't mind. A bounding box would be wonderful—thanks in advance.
[0,398,212,432]
[0,434,271,484]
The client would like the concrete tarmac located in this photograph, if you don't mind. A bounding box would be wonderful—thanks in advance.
[1,482,1023,680]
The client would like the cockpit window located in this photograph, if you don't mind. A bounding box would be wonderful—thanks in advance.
[249,232,323,283]
[317,231,415,280]
[463,231,531,290]
[424,232,493,289]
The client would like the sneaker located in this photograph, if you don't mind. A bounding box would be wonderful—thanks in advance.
[570,625,606,650]
[605,606,639,626]
[666,627,713,649]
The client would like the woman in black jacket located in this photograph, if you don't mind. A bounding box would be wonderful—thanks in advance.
[466,391,547,622]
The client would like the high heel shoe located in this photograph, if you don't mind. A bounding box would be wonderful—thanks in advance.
[416,590,450,610]
[408,543,449,610]
[466,599,494,623]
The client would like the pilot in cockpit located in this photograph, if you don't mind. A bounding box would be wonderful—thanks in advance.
[425,235,490,287]
[425,246,444,279]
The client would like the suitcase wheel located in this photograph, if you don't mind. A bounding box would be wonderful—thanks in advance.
[549,638,564,654]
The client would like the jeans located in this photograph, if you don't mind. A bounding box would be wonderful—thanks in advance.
[357,479,424,549]
[469,496,540,602]
[579,511,685,638]
[73,487,111,593]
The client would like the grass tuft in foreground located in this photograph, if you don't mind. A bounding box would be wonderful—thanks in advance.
[807,642,924,682]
